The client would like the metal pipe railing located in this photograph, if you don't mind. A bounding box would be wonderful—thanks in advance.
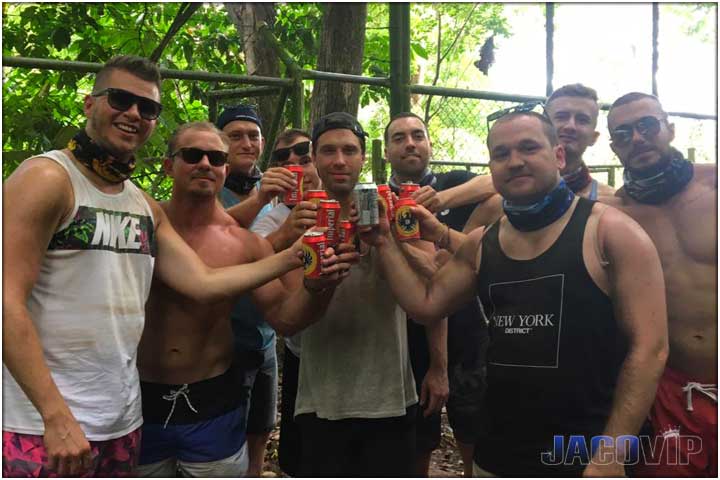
[2,56,293,87]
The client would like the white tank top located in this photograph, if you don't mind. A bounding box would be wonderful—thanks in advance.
[3,150,156,440]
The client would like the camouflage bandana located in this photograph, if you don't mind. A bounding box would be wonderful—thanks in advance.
[68,130,136,184]
[623,148,694,205]
[562,162,592,194]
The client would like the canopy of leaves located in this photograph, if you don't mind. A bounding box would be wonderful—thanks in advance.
[3,3,512,192]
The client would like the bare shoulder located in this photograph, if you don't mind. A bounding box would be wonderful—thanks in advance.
[457,223,487,271]
[596,181,616,197]
[596,190,625,208]
[140,191,164,227]
[693,163,717,189]
[595,202,640,231]
[7,155,71,190]
[596,202,654,250]
[5,156,74,221]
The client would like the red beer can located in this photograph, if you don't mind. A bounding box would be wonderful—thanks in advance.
[317,199,341,247]
[377,184,395,224]
[399,182,420,199]
[304,189,328,207]
[284,165,304,206]
[339,219,357,247]
[395,197,421,242]
[302,231,326,278]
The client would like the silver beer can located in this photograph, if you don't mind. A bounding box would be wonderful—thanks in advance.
[353,182,379,226]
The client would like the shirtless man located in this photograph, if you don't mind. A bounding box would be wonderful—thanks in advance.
[2,56,337,478]
[463,84,614,231]
[603,92,717,477]
[136,122,355,477]
[362,110,668,476]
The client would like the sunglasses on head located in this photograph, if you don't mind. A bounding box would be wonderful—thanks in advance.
[609,116,662,147]
[172,147,228,167]
[486,100,547,130]
[92,87,163,120]
[271,141,311,165]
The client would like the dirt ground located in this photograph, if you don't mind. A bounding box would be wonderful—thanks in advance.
[260,407,466,478]
[260,344,467,478]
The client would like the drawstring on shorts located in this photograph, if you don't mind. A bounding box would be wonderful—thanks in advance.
[162,384,198,428]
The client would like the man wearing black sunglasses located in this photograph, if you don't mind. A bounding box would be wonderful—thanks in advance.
[363,110,668,477]
[3,56,351,479]
[136,122,356,477]
[606,92,717,478]
[249,128,320,477]
[215,107,306,477]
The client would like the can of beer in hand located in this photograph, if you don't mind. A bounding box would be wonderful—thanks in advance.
[377,184,395,224]
[395,197,421,241]
[353,183,379,227]
[317,199,341,246]
[284,165,304,206]
[339,219,357,247]
[399,182,420,199]
[302,231,326,278]
[304,189,328,207]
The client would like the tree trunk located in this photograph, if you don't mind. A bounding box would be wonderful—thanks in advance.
[225,3,280,132]
[309,3,367,127]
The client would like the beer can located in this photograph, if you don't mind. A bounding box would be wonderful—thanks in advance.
[399,182,420,199]
[377,184,395,224]
[339,219,357,247]
[302,231,326,278]
[353,183,379,227]
[395,197,420,241]
[304,189,328,207]
[317,199,341,246]
[284,165,304,206]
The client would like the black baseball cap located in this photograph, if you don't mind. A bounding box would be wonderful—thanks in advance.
[216,105,263,131]
[311,112,368,150]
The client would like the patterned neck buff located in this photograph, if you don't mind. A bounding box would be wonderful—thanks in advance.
[67,130,135,184]
[563,162,592,194]
[503,179,576,232]
[224,165,262,196]
[623,148,694,204]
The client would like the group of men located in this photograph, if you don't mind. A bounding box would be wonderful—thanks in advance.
[3,53,716,479]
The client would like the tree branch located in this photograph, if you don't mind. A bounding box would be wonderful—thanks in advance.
[439,3,479,64]
[149,3,202,62]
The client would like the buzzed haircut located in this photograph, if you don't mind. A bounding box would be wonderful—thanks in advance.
[93,55,162,93]
[547,83,598,105]
[608,92,668,127]
[487,111,559,148]
[384,112,427,143]
[167,121,229,157]
[609,92,665,111]
[271,128,311,153]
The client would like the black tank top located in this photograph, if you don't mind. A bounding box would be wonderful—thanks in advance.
[474,198,627,477]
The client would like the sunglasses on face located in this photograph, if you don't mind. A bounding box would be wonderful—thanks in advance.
[609,116,662,147]
[172,147,228,167]
[486,100,547,130]
[271,141,311,165]
[92,87,163,120]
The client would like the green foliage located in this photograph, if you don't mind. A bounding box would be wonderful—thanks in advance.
[2,3,242,196]
[2,2,513,191]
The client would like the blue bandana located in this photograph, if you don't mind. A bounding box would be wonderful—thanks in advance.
[503,179,575,232]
